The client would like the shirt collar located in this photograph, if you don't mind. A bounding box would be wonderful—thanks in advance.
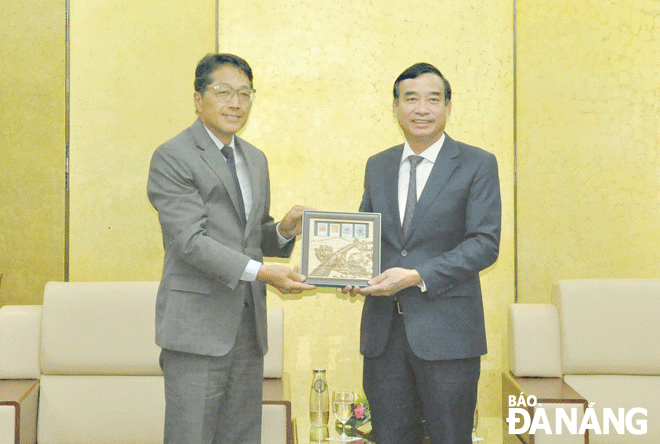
[401,133,446,165]
[202,124,235,151]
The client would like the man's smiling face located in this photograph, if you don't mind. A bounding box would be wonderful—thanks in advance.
[194,64,252,146]
[393,72,452,153]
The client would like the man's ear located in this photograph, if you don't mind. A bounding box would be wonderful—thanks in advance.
[193,91,202,113]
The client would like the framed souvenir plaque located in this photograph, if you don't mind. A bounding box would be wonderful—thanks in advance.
[301,210,381,287]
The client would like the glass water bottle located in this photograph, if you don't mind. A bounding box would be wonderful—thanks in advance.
[309,369,329,427]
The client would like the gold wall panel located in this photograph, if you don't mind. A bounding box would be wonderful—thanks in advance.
[0,0,65,306]
[517,0,660,303]
[215,0,515,423]
[68,0,216,281]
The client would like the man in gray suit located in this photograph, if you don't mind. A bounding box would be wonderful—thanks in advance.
[343,63,501,443]
[148,53,315,444]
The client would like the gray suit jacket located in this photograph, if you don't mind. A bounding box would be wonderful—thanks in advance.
[359,134,501,361]
[147,119,293,357]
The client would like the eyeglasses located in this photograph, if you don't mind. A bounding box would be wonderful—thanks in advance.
[207,85,256,103]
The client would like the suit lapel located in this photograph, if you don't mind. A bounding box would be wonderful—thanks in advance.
[377,145,405,246]
[191,120,246,224]
[405,135,460,241]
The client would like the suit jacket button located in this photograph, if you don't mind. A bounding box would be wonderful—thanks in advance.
[401,250,408,257]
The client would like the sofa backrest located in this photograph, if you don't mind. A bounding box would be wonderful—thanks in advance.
[264,304,284,378]
[552,279,660,376]
[39,281,284,377]
[41,281,162,376]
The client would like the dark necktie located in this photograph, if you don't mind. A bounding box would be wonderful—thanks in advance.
[221,145,247,226]
[222,145,253,305]
[402,155,424,238]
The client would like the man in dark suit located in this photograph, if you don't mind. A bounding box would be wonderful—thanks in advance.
[147,53,314,444]
[343,63,501,444]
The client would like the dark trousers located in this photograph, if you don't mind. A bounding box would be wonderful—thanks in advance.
[160,304,264,444]
[363,308,480,444]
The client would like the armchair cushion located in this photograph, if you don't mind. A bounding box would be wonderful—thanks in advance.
[563,375,660,444]
[38,375,164,444]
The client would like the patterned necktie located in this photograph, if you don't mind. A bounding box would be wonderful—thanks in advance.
[221,145,247,226]
[402,155,424,238]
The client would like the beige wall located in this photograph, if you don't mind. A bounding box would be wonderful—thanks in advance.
[516,0,660,303]
[0,0,66,305]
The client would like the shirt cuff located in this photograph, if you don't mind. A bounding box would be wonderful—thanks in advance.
[242,260,262,282]
[276,222,295,248]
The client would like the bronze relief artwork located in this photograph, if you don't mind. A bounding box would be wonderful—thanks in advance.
[301,211,381,287]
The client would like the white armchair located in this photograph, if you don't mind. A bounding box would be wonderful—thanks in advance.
[0,281,294,444]
[503,279,660,444]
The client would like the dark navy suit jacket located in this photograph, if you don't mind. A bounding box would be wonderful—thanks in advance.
[359,134,501,361]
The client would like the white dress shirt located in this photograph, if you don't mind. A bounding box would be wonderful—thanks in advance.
[398,133,446,224]
[204,127,291,282]
[397,133,446,292]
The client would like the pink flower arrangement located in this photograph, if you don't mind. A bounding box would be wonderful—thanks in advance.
[350,394,370,428]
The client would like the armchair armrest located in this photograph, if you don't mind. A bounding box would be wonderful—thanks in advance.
[508,304,562,378]
[262,373,294,444]
[502,371,588,444]
[0,306,42,379]
[0,379,39,444]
